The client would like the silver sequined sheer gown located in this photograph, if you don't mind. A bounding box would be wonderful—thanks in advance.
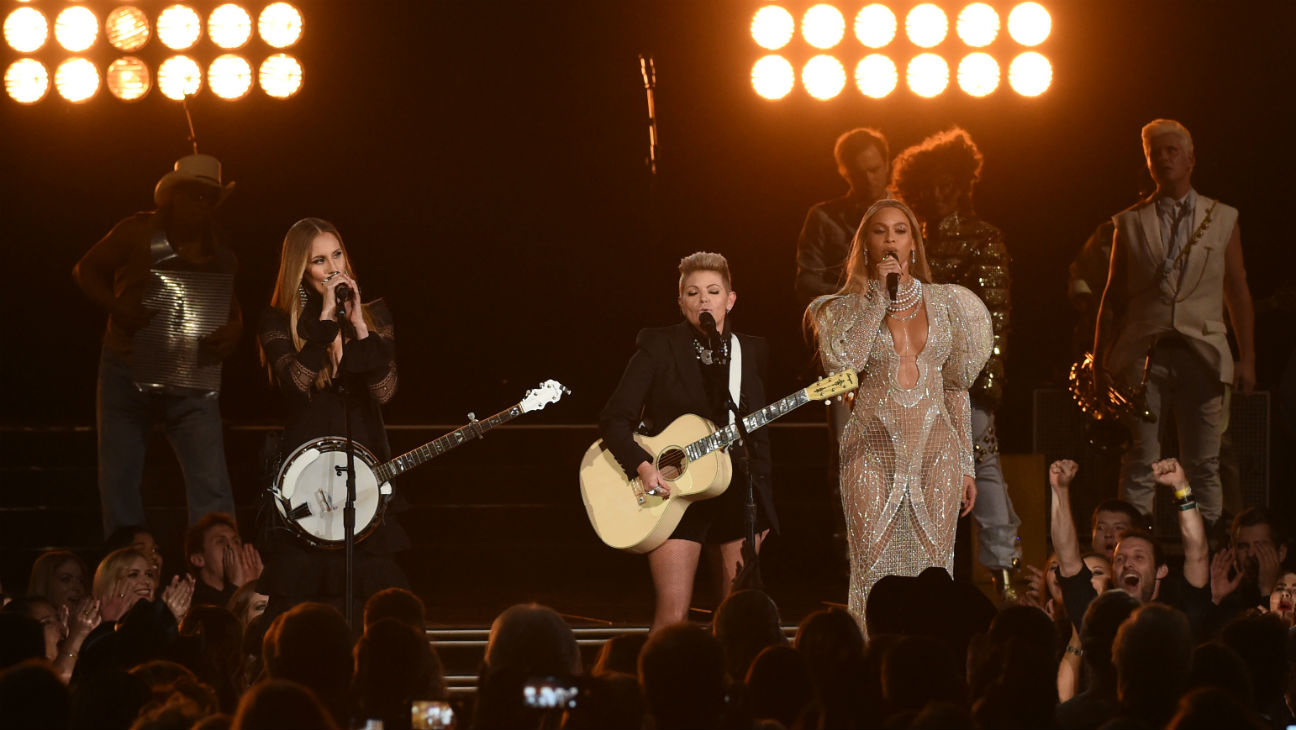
[815,282,992,629]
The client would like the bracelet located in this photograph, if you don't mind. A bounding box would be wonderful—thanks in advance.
[1177,500,1198,512]
[1173,486,1192,501]
[64,651,77,659]
[1065,645,1083,657]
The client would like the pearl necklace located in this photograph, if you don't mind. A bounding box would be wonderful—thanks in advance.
[886,278,923,313]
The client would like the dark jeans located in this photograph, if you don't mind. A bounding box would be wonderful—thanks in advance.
[97,349,235,535]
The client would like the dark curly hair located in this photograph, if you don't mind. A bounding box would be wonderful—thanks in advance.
[890,127,984,217]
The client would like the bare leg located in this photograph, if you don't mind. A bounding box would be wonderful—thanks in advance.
[716,530,769,600]
[647,538,702,634]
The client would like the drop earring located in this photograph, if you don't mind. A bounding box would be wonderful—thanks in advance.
[298,284,308,309]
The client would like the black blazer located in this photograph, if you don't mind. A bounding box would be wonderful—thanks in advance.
[598,321,778,532]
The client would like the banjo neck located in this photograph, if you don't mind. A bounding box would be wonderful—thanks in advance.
[373,404,523,484]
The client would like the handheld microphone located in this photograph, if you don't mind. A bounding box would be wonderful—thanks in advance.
[698,311,723,366]
[334,283,352,316]
[886,273,899,301]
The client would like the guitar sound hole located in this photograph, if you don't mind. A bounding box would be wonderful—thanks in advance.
[658,447,687,481]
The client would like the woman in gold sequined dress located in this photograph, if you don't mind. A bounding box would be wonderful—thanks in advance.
[807,199,993,628]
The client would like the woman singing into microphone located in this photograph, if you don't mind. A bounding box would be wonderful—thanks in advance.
[599,252,778,633]
[806,199,991,632]
[256,218,408,620]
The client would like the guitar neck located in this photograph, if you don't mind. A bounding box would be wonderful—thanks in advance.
[374,403,523,483]
[685,387,812,461]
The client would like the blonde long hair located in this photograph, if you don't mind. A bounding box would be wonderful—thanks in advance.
[260,217,374,390]
[803,198,933,340]
[92,548,149,598]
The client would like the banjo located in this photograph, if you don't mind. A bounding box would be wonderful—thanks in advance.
[272,379,570,547]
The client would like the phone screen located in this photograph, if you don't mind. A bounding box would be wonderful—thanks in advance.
[522,676,580,709]
[411,700,455,729]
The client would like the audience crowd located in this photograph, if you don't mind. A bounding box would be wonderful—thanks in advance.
[3,471,1295,730]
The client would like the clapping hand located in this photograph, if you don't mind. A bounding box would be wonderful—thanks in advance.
[65,596,102,639]
[100,577,138,622]
[161,575,195,623]
[1210,548,1243,604]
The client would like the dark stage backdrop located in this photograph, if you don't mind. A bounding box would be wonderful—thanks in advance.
[2,0,1293,458]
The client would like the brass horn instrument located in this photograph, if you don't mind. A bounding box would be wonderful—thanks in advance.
[1068,351,1156,452]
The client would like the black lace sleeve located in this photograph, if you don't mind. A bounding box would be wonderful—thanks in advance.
[258,307,339,397]
[341,298,397,405]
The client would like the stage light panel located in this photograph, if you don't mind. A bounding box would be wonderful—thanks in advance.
[906,52,948,97]
[905,4,947,49]
[106,6,150,51]
[854,4,896,48]
[158,5,201,50]
[751,5,794,50]
[855,54,897,98]
[5,58,49,103]
[54,5,97,52]
[1009,51,1050,95]
[801,4,845,50]
[259,53,302,98]
[258,3,302,49]
[158,54,202,99]
[957,52,999,96]
[751,54,794,100]
[1008,2,1050,46]
[54,57,99,102]
[106,56,150,100]
[209,53,252,99]
[5,6,47,53]
[957,3,999,47]
[802,54,845,100]
[209,4,252,49]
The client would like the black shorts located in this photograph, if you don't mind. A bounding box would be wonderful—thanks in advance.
[668,463,771,544]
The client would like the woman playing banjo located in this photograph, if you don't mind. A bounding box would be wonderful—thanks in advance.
[256,217,409,621]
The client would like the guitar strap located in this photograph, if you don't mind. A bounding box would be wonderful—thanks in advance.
[727,334,743,425]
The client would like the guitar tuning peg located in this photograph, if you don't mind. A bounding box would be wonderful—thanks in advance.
[467,411,477,421]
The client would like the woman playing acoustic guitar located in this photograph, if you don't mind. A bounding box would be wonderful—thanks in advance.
[599,252,779,633]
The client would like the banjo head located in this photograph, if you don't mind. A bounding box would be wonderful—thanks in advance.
[273,437,390,548]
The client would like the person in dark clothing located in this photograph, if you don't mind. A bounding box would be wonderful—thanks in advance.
[256,218,409,622]
[599,252,777,633]
[1212,508,1290,622]
[72,154,241,537]
[185,513,262,609]
[1049,458,1214,638]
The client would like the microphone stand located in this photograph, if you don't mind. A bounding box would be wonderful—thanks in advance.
[708,326,762,590]
[335,296,358,630]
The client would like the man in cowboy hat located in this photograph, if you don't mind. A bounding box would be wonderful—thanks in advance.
[74,153,242,536]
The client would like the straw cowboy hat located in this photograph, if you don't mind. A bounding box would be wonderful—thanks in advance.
[153,153,236,208]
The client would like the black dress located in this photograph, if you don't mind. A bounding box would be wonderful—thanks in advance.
[599,320,778,543]
[256,294,409,619]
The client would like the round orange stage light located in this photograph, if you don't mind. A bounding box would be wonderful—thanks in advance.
[258,3,303,49]
[1008,2,1051,46]
[209,54,253,99]
[750,5,794,50]
[209,4,253,49]
[957,3,999,47]
[905,4,947,49]
[54,5,97,52]
[751,54,794,100]
[1009,51,1051,96]
[855,54,897,98]
[158,55,202,100]
[158,5,202,51]
[259,53,303,98]
[854,4,896,48]
[957,52,999,96]
[802,54,845,100]
[5,58,49,104]
[107,57,151,101]
[106,6,150,51]
[906,53,949,97]
[4,7,47,53]
[802,4,845,50]
[55,57,99,102]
